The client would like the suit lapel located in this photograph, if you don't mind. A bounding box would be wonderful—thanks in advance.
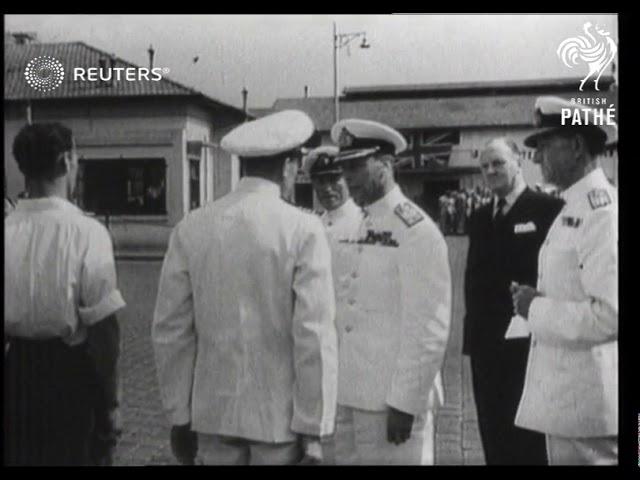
[501,187,532,225]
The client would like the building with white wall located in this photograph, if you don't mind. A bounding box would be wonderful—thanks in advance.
[5,37,246,253]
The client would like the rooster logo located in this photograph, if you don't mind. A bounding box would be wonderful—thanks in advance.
[557,22,617,91]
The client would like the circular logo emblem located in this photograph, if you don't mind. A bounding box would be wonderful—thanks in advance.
[24,56,65,92]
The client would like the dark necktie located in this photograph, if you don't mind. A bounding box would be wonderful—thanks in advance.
[494,197,507,223]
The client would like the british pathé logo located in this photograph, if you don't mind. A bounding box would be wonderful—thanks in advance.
[557,22,617,92]
[561,101,616,127]
[24,56,65,92]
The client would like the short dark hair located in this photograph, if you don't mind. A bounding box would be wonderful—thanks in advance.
[240,149,301,177]
[12,123,73,180]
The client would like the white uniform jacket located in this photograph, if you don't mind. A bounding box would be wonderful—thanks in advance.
[320,198,364,243]
[152,177,338,443]
[515,168,618,437]
[333,186,451,416]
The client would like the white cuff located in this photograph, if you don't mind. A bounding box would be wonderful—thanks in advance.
[170,408,192,426]
[79,289,126,325]
[291,415,335,437]
[527,296,552,338]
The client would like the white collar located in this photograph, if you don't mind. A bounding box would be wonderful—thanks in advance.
[236,176,281,197]
[366,185,404,217]
[15,196,81,214]
[325,198,358,221]
[494,177,526,213]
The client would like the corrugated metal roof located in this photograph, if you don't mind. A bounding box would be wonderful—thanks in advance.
[5,41,241,115]
[273,95,535,130]
[273,89,617,130]
[343,76,615,97]
[247,107,274,118]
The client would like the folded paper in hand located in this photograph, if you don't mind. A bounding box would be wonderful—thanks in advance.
[505,315,531,339]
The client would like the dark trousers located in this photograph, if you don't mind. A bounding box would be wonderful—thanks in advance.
[469,339,547,465]
[4,337,100,466]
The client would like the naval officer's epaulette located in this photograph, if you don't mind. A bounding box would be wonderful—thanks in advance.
[587,189,612,210]
[394,201,424,227]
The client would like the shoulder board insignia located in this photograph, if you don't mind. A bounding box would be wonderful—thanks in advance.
[587,189,612,210]
[394,202,424,227]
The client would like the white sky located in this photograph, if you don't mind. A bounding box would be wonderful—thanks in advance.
[5,14,618,109]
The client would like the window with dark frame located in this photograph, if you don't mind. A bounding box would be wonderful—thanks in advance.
[189,159,201,211]
[420,130,460,146]
[78,158,167,215]
[418,130,461,169]
[404,131,414,149]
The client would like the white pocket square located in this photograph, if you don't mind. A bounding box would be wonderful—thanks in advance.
[505,315,531,339]
[514,222,536,234]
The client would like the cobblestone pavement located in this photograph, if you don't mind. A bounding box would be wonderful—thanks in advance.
[435,236,486,465]
[112,236,483,465]
[113,260,175,466]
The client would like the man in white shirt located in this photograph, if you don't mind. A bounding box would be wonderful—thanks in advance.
[5,122,125,465]
[324,118,451,465]
[512,96,618,465]
[152,110,338,465]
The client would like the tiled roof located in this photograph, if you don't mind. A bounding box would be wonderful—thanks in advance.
[5,41,242,115]
[273,89,617,131]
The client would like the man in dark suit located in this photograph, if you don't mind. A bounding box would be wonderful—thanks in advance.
[463,137,564,465]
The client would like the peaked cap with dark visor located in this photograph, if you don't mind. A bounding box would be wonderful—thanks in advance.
[331,119,408,162]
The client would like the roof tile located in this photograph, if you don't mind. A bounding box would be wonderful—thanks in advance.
[5,41,236,115]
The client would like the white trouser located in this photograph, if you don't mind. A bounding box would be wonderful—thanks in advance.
[196,434,302,465]
[545,435,618,465]
[325,405,434,465]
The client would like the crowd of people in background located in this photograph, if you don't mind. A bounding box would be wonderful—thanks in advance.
[436,184,561,235]
[437,187,491,235]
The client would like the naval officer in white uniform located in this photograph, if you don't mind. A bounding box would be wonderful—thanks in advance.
[304,145,363,243]
[512,96,618,465]
[152,110,338,465]
[325,119,451,465]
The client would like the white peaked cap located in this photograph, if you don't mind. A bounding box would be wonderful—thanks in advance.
[221,110,315,157]
[523,96,618,148]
